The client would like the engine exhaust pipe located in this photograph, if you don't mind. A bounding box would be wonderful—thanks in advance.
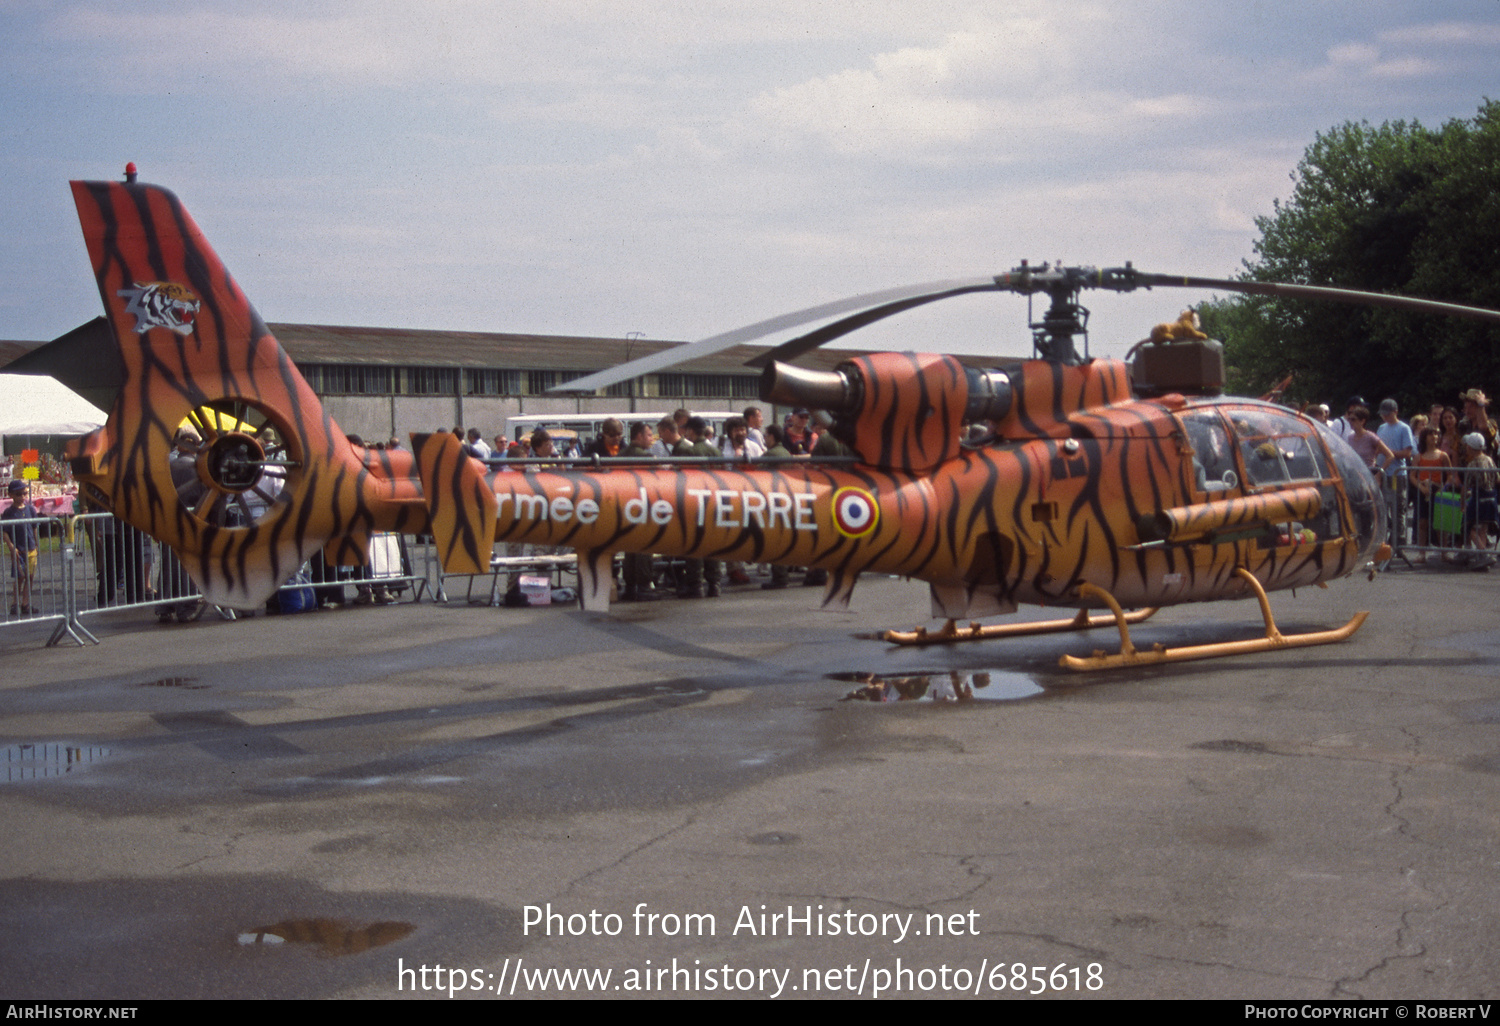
[760,362,857,412]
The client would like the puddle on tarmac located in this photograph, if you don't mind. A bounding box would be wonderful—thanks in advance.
[2,743,111,782]
[138,676,208,689]
[830,669,1043,703]
[1192,739,1271,755]
[747,832,799,845]
[237,918,416,955]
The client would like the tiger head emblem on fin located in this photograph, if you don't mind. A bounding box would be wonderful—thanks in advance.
[117,281,200,336]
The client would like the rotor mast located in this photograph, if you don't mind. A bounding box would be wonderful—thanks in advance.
[994,261,1144,365]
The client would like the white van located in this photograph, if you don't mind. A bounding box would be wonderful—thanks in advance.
[504,411,739,451]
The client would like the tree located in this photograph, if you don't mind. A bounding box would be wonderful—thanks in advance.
[1208,101,1500,410]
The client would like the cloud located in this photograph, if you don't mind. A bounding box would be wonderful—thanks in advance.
[747,59,988,154]
[49,7,424,89]
[1312,15,1500,87]
[1326,42,1381,66]
[739,9,1229,163]
[1321,41,1439,80]
[41,0,952,93]
[1378,20,1500,47]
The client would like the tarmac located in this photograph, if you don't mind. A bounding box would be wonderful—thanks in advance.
[1,562,1497,1000]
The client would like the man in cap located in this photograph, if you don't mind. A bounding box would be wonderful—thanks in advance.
[677,418,724,598]
[1459,431,1499,563]
[1375,399,1414,463]
[584,418,626,459]
[783,408,818,455]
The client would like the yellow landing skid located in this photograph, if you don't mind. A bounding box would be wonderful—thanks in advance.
[1060,570,1369,671]
[882,606,1158,646]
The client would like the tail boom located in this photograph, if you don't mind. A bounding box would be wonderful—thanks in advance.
[413,432,960,609]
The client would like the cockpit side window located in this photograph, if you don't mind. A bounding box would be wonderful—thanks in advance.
[1228,413,1281,486]
[1180,411,1239,494]
[1225,411,1330,486]
[1278,434,1328,481]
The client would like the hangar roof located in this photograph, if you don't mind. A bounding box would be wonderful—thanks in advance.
[268,322,1023,374]
[0,320,1027,410]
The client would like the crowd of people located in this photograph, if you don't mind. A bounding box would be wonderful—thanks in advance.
[457,405,845,601]
[453,405,839,465]
[1307,389,1499,567]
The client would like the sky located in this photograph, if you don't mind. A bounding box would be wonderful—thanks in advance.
[2,0,1497,364]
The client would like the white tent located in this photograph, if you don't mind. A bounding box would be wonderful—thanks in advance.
[0,373,107,440]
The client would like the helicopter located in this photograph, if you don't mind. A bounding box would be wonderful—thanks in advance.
[59,172,1500,669]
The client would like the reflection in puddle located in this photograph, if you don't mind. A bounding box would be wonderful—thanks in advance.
[237,918,415,955]
[831,670,1043,703]
[3,743,111,782]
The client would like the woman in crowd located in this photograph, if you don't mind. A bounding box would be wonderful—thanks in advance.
[1346,406,1394,474]
[1410,425,1453,562]
[1438,407,1463,460]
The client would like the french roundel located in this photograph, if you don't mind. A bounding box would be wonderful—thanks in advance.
[832,486,880,539]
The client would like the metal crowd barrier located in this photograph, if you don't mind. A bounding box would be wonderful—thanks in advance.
[0,513,74,645]
[282,532,434,611]
[0,513,444,647]
[11,464,1488,647]
[435,549,580,606]
[1382,462,1500,567]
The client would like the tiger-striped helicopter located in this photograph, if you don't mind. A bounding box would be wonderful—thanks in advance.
[59,171,1500,669]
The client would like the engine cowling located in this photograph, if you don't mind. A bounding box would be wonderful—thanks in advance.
[761,353,1012,472]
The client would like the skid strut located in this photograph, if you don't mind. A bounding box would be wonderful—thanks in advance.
[1059,570,1369,671]
[882,606,1158,647]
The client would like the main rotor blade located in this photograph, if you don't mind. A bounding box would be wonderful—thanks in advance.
[551,276,998,394]
[744,282,1002,369]
[1138,273,1500,325]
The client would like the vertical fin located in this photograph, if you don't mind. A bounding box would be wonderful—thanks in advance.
[930,582,970,619]
[577,548,614,612]
[64,178,366,609]
[820,567,858,610]
[412,432,497,574]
